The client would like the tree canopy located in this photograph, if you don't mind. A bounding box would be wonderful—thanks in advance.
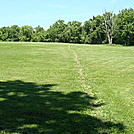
[0,8,133,45]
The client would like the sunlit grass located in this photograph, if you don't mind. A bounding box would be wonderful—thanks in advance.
[71,44,134,133]
[0,42,133,134]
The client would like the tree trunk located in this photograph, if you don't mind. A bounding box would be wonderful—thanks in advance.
[109,37,113,44]
[108,34,113,44]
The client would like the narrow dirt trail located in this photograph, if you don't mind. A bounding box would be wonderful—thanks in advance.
[68,44,94,96]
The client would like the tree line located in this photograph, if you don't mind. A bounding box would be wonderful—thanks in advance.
[0,8,133,45]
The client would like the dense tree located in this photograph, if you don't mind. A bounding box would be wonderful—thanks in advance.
[45,20,66,42]
[32,25,45,42]
[115,8,134,45]
[0,8,133,45]
[81,20,91,44]
[0,27,10,41]
[19,25,34,42]
[62,21,82,43]
[9,25,20,41]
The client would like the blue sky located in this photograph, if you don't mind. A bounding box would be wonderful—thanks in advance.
[0,0,133,29]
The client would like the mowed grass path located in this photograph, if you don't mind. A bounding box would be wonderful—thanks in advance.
[0,42,133,134]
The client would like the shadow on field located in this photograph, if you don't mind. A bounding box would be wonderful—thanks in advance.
[0,80,125,134]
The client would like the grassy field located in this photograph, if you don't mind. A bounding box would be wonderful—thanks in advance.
[0,42,133,134]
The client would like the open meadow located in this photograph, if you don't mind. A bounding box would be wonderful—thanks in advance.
[0,42,134,134]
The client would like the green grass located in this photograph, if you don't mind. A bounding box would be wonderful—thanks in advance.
[0,42,133,134]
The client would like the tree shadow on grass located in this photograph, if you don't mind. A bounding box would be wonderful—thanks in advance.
[0,80,125,134]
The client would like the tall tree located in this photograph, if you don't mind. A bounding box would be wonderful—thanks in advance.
[103,11,118,44]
